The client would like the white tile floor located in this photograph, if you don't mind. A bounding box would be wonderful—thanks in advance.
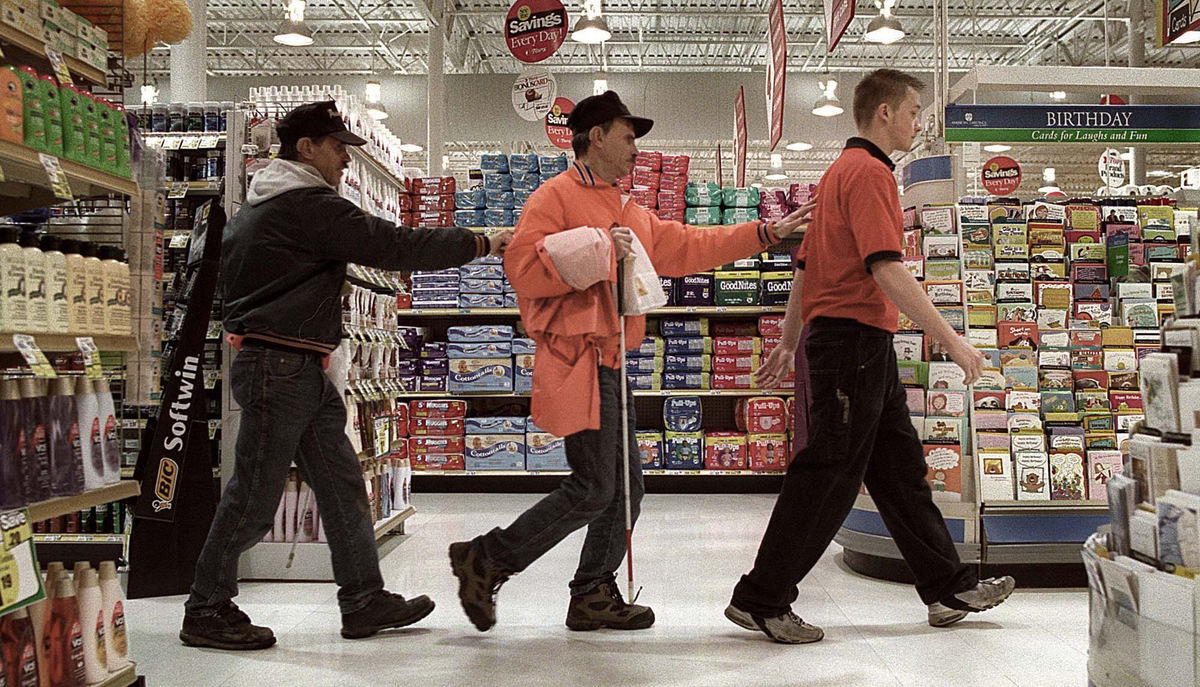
[127,493,1089,686]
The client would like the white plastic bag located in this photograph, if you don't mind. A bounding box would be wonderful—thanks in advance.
[621,229,667,315]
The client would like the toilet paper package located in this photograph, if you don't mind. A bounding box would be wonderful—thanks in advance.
[466,416,528,434]
[510,173,540,192]
[460,278,505,294]
[465,434,525,470]
[514,189,536,206]
[458,294,505,310]
[512,338,537,355]
[509,154,540,173]
[514,353,534,392]
[448,341,512,359]
[485,190,515,209]
[459,263,505,280]
[448,359,514,392]
[448,325,513,342]
[483,173,512,191]
[663,396,703,432]
[526,432,568,471]
[485,209,515,227]
[455,189,486,209]
[454,210,485,227]
[539,155,569,173]
[479,154,509,173]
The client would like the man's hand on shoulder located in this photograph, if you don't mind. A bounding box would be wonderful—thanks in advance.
[770,197,817,240]
[489,230,513,256]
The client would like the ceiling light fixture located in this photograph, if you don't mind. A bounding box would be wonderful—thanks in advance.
[1148,170,1174,178]
[139,84,157,106]
[1038,185,1060,194]
[593,78,608,96]
[983,144,1011,153]
[764,172,788,181]
[1043,167,1056,183]
[864,0,905,44]
[572,0,611,44]
[274,0,313,46]
[1049,90,1067,101]
[399,142,423,153]
[812,79,843,117]
[364,80,388,120]
[785,141,813,152]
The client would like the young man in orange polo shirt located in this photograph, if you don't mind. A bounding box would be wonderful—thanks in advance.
[726,69,1015,644]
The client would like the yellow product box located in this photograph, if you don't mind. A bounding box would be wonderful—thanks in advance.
[2,0,41,37]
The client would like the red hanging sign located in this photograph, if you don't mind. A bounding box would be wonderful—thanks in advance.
[765,0,787,152]
[981,156,1022,196]
[823,0,854,52]
[716,142,723,186]
[505,0,568,64]
[545,96,575,150]
[734,87,747,187]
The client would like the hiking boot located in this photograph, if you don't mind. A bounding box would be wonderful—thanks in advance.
[341,590,436,639]
[180,601,276,651]
[565,578,654,631]
[449,539,510,632]
[724,603,824,644]
[927,576,1016,628]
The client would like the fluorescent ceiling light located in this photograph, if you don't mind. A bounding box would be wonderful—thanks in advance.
[593,78,608,95]
[274,0,313,46]
[366,102,388,120]
[571,16,611,44]
[983,144,1011,153]
[750,182,763,188]
[1042,167,1056,183]
[1049,91,1067,100]
[785,141,813,152]
[864,15,904,44]
[812,80,843,117]
[1038,185,1060,194]
[365,81,382,103]
[399,142,423,153]
[765,172,788,181]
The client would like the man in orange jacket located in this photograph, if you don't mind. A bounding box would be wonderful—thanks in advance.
[449,90,813,633]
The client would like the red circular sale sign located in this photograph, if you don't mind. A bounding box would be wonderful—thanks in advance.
[545,97,574,150]
[505,0,568,64]
[981,156,1021,196]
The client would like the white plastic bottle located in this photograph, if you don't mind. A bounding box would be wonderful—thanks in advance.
[76,568,107,685]
[62,239,89,335]
[93,379,119,484]
[75,377,103,490]
[97,561,129,672]
[79,242,106,335]
[19,230,48,333]
[40,235,70,333]
[99,247,130,336]
[0,225,29,333]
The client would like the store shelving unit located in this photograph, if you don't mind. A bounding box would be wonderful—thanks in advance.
[26,482,140,522]
[94,665,138,687]
[0,334,138,353]
[0,138,138,215]
[0,23,106,87]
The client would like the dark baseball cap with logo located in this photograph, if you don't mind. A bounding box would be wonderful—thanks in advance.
[276,100,368,146]
[567,90,654,138]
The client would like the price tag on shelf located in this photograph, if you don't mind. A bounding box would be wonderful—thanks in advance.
[167,181,190,199]
[180,135,201,149]
[161,137,183,150]
[168,231,190,248]
[373,416,390,457]
[75,337,103,379]
[37,153,72,201]
[208,419,221,440]
[203,369,220,390]
[44,46,72,87]
[198,134,220,148]
[206,321,224,339]
[0,508,44,616]
[12,335,56,378]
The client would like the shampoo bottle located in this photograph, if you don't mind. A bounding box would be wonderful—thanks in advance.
[18,231,46,333]
[45,377,83,498]
[92,380,118,484]
[0,379,24,508]
[39,235,69,333]
[73,378,102,490]
[97,562,128,671]
[2,608,40,686]
[60,240,88,335]
[46,575,85,687]
[0,225,29,333]
[17,379,50,503]
[74,570,106,685]
[78,243,104,336]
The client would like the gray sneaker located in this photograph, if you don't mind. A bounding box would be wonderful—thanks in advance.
[724,603,824,644]
[927,576,1016,627]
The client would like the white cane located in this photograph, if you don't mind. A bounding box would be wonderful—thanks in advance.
[614,251,638,603]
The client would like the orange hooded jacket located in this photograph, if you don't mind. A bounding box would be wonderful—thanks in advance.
[504,161,781,437]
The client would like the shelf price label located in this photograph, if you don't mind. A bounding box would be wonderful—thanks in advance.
[37,153,72,200]
[373,416,390,458]
[161,137,183,150]
[75,337,103,379]
[43,46,72,87]
[167,181,190,199]
[0,508,44,615]
[180,135,201,150]
[199,134,221,148]
[12,335,56,377]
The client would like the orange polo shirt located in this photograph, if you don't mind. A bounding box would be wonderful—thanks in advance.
[795,138,903,333]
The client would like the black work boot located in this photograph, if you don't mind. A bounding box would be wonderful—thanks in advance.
[449,538,511,631]
[341,590,436,639]
[180,601,277,650]
[565,577,655,631]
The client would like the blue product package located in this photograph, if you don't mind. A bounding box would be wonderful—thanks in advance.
[510,172,540,192]
[454,210,485,227]
[460,278,505,294]
[397,358,420,376]
[398,375,420,392]
[420,375,447,392]
[514,354,533,393]
[676,274,715,306]
[411,299,458,309]
[504,293,519,308]
[459,294,505,309]
[626,357,663,374]
[455,189,486,209]
[448,325,513,343]
[526,432,568,471]
[465,436,525,470]
[628,337,664,358]
[448,359,513,392]
[659,276,675,305]
[663,396,703,432]
[421,358,449,376]
[514,189,535,206]
[485,190,515,209]
[628,373,661,390]
[665,354,710,372]
[448,341,513,359]
[473,255,504,264]
[411,274,460,287]
[664,431,704,469]
[659,318,709,337]
[525,416,548,434]
[512,338,537,354]
[421,342,448,358]
[466,416,528,434]
[459,264,505,280]
[663,372,710,389]
[412,288,459,304]
[539,174,558,186]
[485,209,515,227]
[511,209,522,225]
[479,153,509,174]
[539,154,569,172]
[483,173,513,191]
[508,153,540,174]
[664,337,711,355]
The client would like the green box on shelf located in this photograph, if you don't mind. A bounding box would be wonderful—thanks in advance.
[714,270,760,306]
[685,206,722,226]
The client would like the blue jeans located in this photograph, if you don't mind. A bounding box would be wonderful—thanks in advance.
[185,345,384,616]
[481,366,644,596]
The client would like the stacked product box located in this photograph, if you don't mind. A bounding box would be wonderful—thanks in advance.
[526,417,568,470]
[634,396,792,472]
[454,188,486,227]
[715,254,761,307]
[409,268,459,309]
[663,396,704,468]
[457,255,509,309]
[659,317,710,390]
[627,334,665,390]
[419,338,449,392]
[408,176,456,228]
[664,251,791,307]
[513,337,535,393]
[617,151,690,222]
[685,182,723,226]
[481,154,516,228]
[465,416,526,471]
[737,397,791,471]
[759,251,793,306]
[448,325,514,393]
[464,153,568,227]
[408,399,467,470]
[722,186,761,226]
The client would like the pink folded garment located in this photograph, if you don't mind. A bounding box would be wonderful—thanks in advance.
[540,225,613,290]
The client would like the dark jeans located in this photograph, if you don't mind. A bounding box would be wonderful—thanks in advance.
[732,318,975,617]
[185,346,384,616]
[481,366,644,596]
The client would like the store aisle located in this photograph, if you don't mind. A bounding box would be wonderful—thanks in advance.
[126,494,1088,686]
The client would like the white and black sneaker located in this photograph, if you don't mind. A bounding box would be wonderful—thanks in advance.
[927,576,1016,628]
[724,603,824,644]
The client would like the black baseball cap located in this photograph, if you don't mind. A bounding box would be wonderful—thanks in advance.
[567,90,654,138]
[276,100,367,146]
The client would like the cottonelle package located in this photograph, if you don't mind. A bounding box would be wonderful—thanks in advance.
[723,187,762,208]
[685,182,723,207]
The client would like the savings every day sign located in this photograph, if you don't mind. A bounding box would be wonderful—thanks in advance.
[945,104,1200,144]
